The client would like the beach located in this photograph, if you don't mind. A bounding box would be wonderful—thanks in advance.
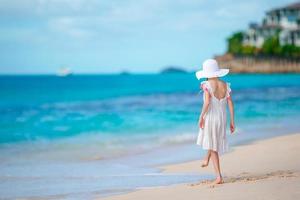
[100,133,300,200]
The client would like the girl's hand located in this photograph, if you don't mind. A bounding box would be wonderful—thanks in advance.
[230,121,235,133]
[199,117,205,129]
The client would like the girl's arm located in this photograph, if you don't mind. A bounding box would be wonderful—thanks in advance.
[198,90,210,128]
[227,96,235,133]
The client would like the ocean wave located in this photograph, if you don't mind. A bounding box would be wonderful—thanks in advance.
[0,129,198,163]
[37,92,199,112]
[157,133,196,145]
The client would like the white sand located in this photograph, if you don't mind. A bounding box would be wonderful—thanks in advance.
[99,133,300,200]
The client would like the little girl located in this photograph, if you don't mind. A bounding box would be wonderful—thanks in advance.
[195,59,235,184]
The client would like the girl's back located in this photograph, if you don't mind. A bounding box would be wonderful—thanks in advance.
[207,79,227,100]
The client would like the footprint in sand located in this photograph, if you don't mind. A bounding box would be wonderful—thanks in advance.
[189,170,297,188]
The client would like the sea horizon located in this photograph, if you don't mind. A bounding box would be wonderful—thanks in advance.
[1,70,299,76]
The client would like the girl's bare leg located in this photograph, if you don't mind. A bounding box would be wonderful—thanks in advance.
[210,150,223,184]
[201,150,211,167]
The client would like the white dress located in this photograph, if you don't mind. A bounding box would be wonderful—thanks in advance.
[196,81,231,154]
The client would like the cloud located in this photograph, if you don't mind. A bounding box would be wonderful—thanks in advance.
[0,0,293,42]
[0,0,271,38]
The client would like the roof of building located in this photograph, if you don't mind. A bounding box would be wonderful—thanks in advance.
[285,2,300,9]
[267,2,300,14]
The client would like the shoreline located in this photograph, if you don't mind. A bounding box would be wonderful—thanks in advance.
[99,133,300,200]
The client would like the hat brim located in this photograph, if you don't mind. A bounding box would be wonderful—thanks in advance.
[195,69,229,80]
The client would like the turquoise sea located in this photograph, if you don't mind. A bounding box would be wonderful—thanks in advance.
[0,73,300,199]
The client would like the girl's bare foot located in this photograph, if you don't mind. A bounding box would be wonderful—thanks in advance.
[214,176,223,184]
[201,159,209,167]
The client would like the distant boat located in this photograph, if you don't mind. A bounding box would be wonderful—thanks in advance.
[57,67,73,77]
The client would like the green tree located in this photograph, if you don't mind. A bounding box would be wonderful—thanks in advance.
[261,34,281,56]
[227,32,243,54]
[227,30,300,58]
[241,45,256,55]
[281,44,300,57]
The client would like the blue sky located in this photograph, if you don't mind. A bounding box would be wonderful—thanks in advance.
[0,0,295,74]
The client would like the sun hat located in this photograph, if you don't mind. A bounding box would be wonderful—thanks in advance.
[195,59,229,80]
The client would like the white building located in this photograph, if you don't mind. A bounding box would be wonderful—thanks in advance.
[243,2,300,47]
